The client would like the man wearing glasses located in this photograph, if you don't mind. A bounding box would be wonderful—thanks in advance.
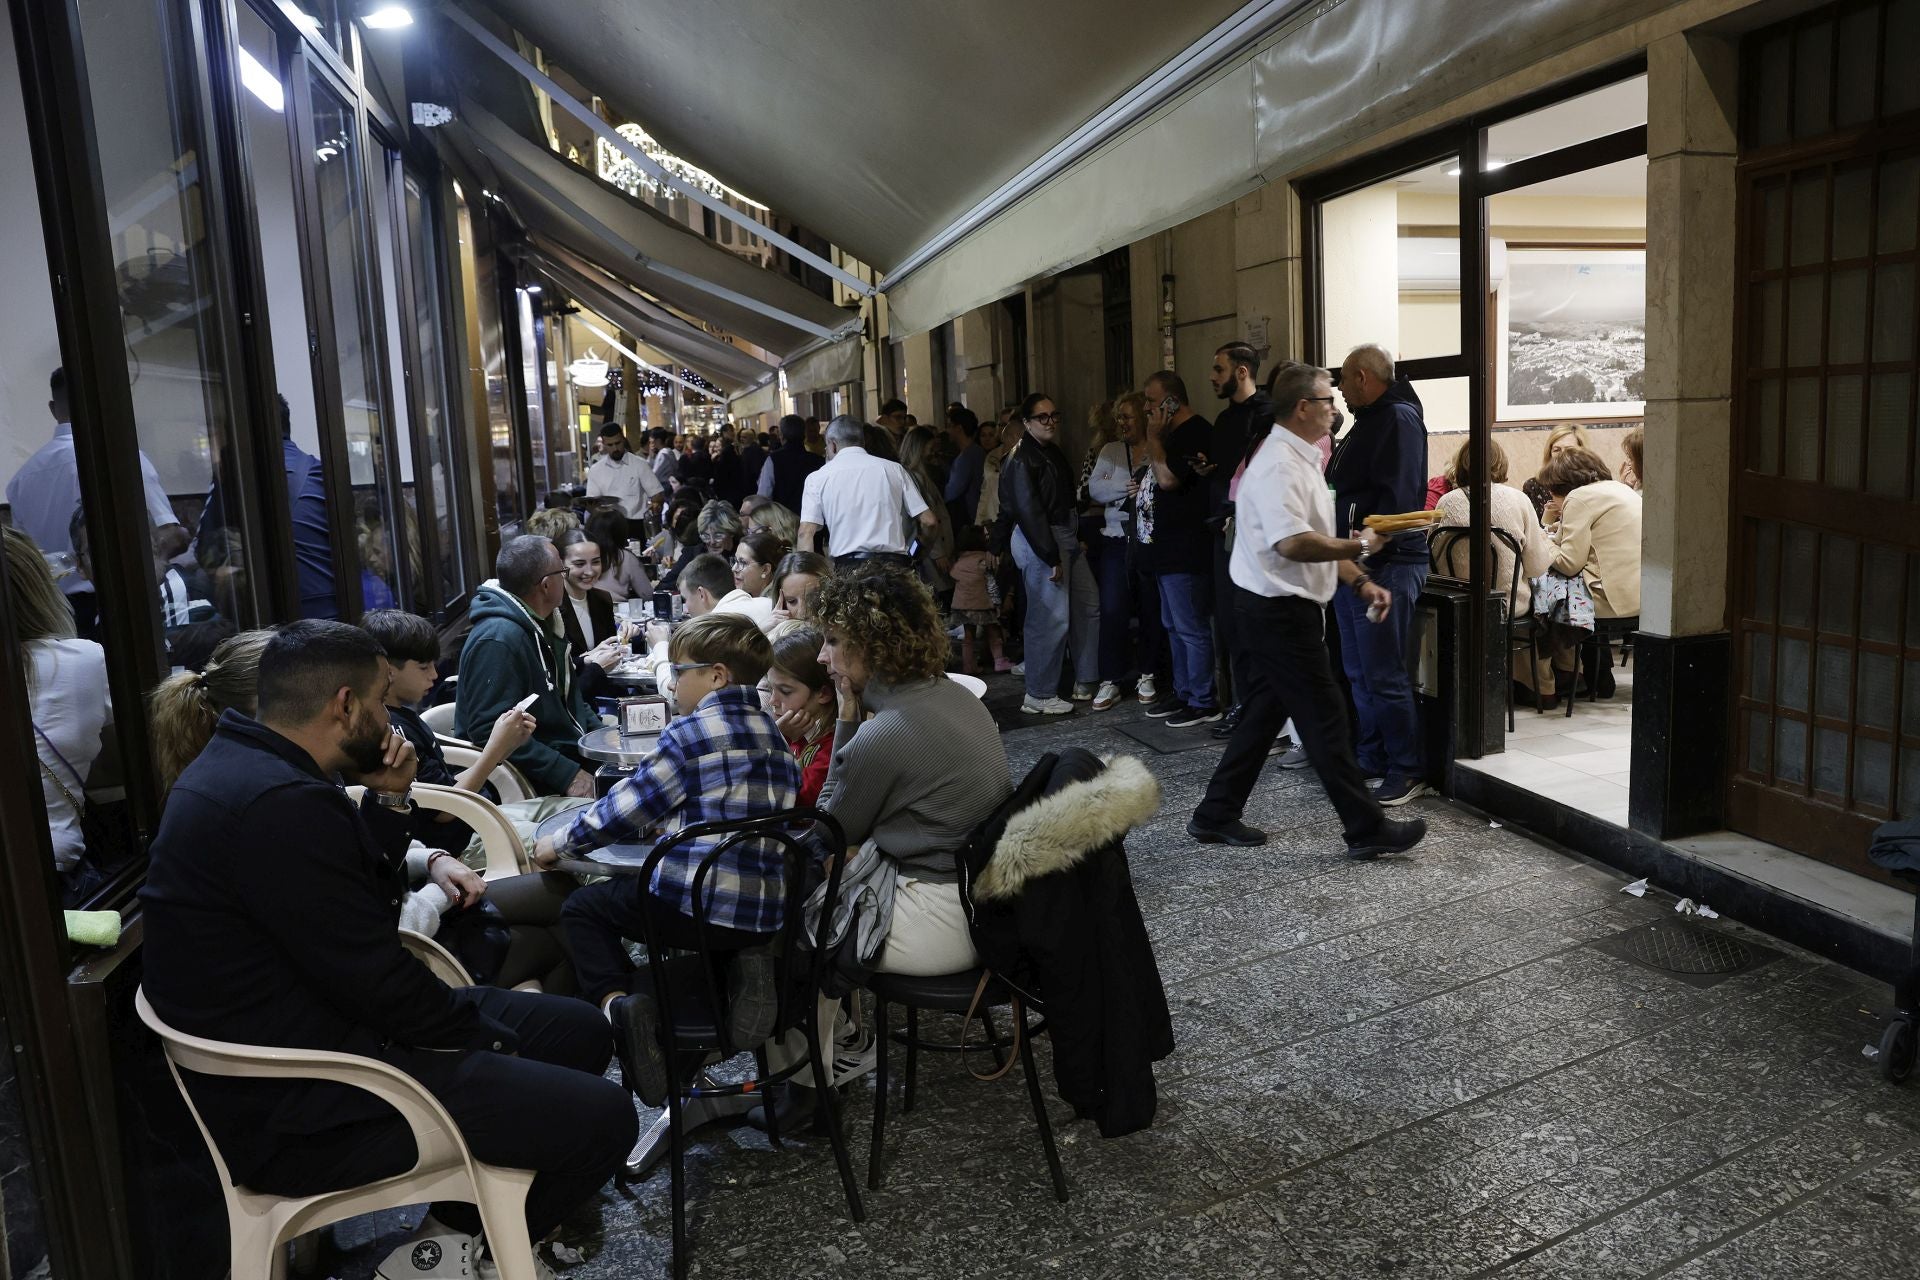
[455,535,599,797]
[1187,363,1426,862]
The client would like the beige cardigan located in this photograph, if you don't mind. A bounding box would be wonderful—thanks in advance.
[1550,480,1642,618]
[1434,483,1554,616]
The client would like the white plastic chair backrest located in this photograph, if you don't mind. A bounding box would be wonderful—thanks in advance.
[420,702,459,735]
[399,926,476,986]
[410,783,531,880]
[134,987,469,1184]
[439,743,535,805]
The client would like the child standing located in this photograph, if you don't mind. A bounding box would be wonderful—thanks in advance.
[948,526,1009,675]
[763,623,835,808]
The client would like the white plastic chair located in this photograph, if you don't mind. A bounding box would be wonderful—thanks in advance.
[134,987,540,1280]
[399,926,476,986]
[411,783,532,880]
[420,701,459,735]
[439,741,536,804]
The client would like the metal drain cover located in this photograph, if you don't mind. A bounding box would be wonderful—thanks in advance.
[1589,921,1784,989]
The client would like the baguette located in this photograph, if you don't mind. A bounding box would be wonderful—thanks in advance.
[1363,510,1444,532]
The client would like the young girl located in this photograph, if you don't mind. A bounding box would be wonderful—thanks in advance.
[947,525,1008,674]
[764,623,835,807]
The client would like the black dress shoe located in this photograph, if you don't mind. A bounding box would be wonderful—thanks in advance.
[1186,816,1267,846]
[1346,816,1427,860]
[742,1082,816,1132]
[1210,705,1243,738]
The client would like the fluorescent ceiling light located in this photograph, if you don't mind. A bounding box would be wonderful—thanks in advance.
[525,284,543,294]
[361,4,413,29]
[237,46,283,113]
[1445,167,1461,177]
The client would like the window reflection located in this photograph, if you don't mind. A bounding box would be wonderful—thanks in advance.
[404,172,466,608]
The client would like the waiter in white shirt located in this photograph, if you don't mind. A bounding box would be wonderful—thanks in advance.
[1186,362,1427,862]
[796,415,936,567]
[584,423,662,523]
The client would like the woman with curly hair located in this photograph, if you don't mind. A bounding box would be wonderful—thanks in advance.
[810,564,1011,974]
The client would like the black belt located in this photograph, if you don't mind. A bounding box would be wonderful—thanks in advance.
[832,551,912,568]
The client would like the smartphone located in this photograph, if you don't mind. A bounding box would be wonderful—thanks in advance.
[512,692,540,714]
[651,590,673,620]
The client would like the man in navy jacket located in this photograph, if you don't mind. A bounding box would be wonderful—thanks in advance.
[1329,344,1432,807]
[141,621,634,1269]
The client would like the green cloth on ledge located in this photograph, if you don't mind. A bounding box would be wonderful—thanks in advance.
[64,909,121,947]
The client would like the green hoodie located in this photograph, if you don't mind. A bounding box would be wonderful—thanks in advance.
[455,582,597,793]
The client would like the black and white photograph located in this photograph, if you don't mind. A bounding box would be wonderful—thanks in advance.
[1496,245,1646,421]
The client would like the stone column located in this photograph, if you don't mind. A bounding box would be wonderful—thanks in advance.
[1234,183,1305,366]
[1631,30,1739,838]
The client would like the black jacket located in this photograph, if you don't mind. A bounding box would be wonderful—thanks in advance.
[139,712,515,1185]
[556,586,618,701]
[1209,392,1275,518]
[959,749,1171,1138]
[1328,378,1429,563]
[996,436,1076,566]
[766,444,824,513]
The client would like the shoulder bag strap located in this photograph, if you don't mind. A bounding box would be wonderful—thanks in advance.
[961,970,1024,1083]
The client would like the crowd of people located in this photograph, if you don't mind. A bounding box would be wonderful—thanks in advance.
[2,348,1649,1273]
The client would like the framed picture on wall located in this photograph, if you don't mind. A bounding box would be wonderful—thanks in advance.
[1494,245,1645,423]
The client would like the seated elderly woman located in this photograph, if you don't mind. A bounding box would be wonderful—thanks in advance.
[1432,437,1555,703]
[1539,445,1643,696]
[810,564,1012,975]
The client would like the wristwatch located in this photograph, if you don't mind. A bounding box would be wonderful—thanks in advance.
[371,788,413,813]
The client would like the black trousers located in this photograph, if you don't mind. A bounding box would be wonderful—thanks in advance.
[561,874,775,1006]
[246,987,635,1241]
[1195,587,1386,844]
[1211,534,1249,707]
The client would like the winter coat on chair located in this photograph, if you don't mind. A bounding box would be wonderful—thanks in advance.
[959,747,1170,1137]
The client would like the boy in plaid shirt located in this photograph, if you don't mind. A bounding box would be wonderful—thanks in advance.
[534,612,799,1103]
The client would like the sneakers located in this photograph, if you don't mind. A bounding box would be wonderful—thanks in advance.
[1136,675,1157,702]
[1185,816,1267,847]
[1022,695,1074,715]
[1278,744,1311,769]
[725,947,779,1049]
[1347,816,1427,860]
[1070,682,1097,701]
[609,991,669,1106]
[376,1222,476,1279]
[1091,681,1122,711]
[1167,704,1223,728]
[1144,691,1185,718]
[994,656,1015,673]
[1374,776,1434,807]
[1011,661,1025,676]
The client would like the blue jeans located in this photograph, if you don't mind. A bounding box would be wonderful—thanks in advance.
[1013,527,1100,699]
[1156,571,1215,710]
[1331,558,1427,779]
[1089,536,1134,683]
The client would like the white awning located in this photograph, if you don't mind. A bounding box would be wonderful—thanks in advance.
[729,381,779,420]
[456,98,855,359]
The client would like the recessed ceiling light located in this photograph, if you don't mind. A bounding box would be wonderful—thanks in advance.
[1445,167,1462,178]
[361,4,413,30]
[525,284,543,294]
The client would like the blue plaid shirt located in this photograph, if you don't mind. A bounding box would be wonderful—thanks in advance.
[555,685,801,931]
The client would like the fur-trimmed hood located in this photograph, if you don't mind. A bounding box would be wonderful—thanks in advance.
[974,755,1159,901]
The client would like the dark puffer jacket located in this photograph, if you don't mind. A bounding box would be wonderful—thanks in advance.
[994,435,1076,567]
[959,748,1170,1137]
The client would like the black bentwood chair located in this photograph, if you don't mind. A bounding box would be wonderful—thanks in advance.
[1432,526,1535,731]
[865,969,1068,1203]
[563,809,863,1279]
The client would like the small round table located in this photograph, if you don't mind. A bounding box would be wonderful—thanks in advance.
[577,725,658,767]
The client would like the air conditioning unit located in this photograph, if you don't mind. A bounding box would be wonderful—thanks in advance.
[1397,237,1508,293]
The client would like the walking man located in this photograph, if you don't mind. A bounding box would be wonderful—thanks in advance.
[1187,362,1427,860]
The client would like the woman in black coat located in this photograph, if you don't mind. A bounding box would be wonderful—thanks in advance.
[553,529,624,699]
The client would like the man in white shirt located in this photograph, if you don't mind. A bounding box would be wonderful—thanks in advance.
[584,423,663,523]
[1186,362,1426,862]
[797,415,936,566]
[6,367,186,599]
[636,553,776,687]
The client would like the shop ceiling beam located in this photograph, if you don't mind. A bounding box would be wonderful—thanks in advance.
[573,315,726,404]
[441,3,876,298]
[484,144,856,342]
[880,0,1316,290]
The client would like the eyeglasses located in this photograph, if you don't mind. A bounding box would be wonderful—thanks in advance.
[1028,413,1062,425]
[668,661,716,675]
[538,569,566,583]
[1305,396,1337,405]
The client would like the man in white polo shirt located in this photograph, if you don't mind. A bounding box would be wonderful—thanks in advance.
[584,422,663,523]
[1186,362,1427,861]
[796,414,936,567]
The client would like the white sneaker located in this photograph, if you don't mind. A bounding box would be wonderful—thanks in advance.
[1022,695,1074,715]
[1070,682,1097,701]
[1011,661,1026,676]
[1091,681,1122,711]
[377,1223,477,1278]
[1136,675,1157,702]
[831,1037,879,1086]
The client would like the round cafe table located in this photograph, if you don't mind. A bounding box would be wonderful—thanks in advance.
[578,725,658,767]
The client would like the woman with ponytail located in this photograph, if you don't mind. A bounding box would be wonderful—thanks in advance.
[149,630,275,795]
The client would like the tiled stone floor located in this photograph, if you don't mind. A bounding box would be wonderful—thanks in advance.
[333,680,1920,1278]
[1461,664,1635,828]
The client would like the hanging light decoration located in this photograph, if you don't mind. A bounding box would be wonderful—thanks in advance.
[595,122,767,210]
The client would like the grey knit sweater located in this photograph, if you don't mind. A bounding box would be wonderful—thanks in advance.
[816,675,1011,879]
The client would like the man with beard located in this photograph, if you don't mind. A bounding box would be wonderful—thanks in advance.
[1205,342,1275,740]
[140,620,634,1276]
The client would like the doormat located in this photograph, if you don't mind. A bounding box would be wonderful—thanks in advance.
[1118,720,1219,755]
[1587,920,1784,990]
